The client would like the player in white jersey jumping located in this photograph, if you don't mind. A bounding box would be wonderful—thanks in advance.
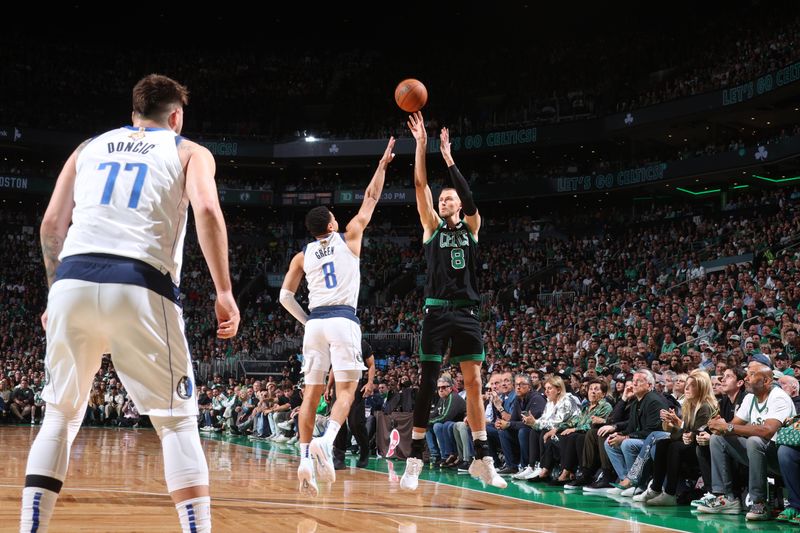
[19,74,239,533]
[280,137,395,496]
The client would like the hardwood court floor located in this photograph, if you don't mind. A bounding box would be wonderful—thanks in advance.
[0,425,776,532]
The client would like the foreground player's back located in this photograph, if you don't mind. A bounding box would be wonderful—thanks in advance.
[61,126,189,284]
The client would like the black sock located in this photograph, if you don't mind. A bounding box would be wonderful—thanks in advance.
[410,438,426,460]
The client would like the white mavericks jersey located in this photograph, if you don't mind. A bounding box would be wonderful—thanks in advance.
[60,126,189,285]
[303,232,360,310]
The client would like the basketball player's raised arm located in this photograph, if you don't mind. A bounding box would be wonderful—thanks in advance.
[343,137,396,254]
[440,127,481,238]
[184,142,240,339]
[408,112,439,240]
[280,252,309,325]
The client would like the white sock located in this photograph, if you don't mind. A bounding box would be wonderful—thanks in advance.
[20,487,59,533]
[175,496,211,533]
[323,420,341,442]
[300,443,310,459]
[412,430,426,440]
[471,430,487,441]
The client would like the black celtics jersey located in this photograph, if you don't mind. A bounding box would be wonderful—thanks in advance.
[423,219,480,302]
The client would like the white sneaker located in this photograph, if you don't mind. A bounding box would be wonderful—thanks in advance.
[646,492,677,506]
[512,466,534,480]
[620,486,640,497]
[468,456,508,489]
[273,434,290,443]
[691,492,718,507]
[309,437,336,483]
[400,458,424,491]
[278,420,294,431]
[298,458,318,497]
[286,435,298,445]
[696,495,742,514]
[633,488,660,502]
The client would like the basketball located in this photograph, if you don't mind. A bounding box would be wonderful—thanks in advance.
[394,79,428,113]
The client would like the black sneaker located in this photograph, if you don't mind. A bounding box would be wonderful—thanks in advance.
[583,478,614,493]
[496,465,518,475]
[443,454,460,468]
[564,475,593,489]
[457,461,471,473]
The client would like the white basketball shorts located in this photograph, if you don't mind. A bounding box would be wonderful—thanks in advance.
[41,278,197,417]
[302,317,366,381]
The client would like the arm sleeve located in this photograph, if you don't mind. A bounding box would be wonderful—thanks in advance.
[279,289,308,325]
[448,164,477,216]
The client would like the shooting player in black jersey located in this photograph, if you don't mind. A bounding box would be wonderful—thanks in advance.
[399,112,506,491]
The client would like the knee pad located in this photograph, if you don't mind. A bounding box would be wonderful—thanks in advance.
[151,415,209,492]
[25,403,85,481]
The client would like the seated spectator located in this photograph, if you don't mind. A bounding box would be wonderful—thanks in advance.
[486,372,516,468]
[494,374,543,479]
[522,376,579,481]
[697,362,796,520]
[581,380,635,492]
[640,370,718,506]
[695,366,747,498]
[425,376,466,468]
[602,369,668,496]
[778,375,800,412]
[10,378,34,423]
[553,379,612,485]
[84,384,105,426]
[365,381,388,449]
[118,398,140,428]
[197,387,215,431]
[247,390,272,439]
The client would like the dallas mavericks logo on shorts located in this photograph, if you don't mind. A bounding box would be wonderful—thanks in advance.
[176,376,193,400]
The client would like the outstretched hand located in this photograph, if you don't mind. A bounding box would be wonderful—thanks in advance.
[379,137,396,168]
[439,127,452,159]
[406,112,427,142]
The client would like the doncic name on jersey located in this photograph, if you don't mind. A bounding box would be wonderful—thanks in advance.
[107,140,157,155]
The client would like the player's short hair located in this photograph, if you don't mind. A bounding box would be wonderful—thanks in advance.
[132,74,189,121]
[440,187,459,199]
[305,206,332,237]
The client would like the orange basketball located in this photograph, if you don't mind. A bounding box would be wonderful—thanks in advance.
[394,79,428,113]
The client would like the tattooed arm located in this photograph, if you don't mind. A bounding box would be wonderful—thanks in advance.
[40,141,87,287]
